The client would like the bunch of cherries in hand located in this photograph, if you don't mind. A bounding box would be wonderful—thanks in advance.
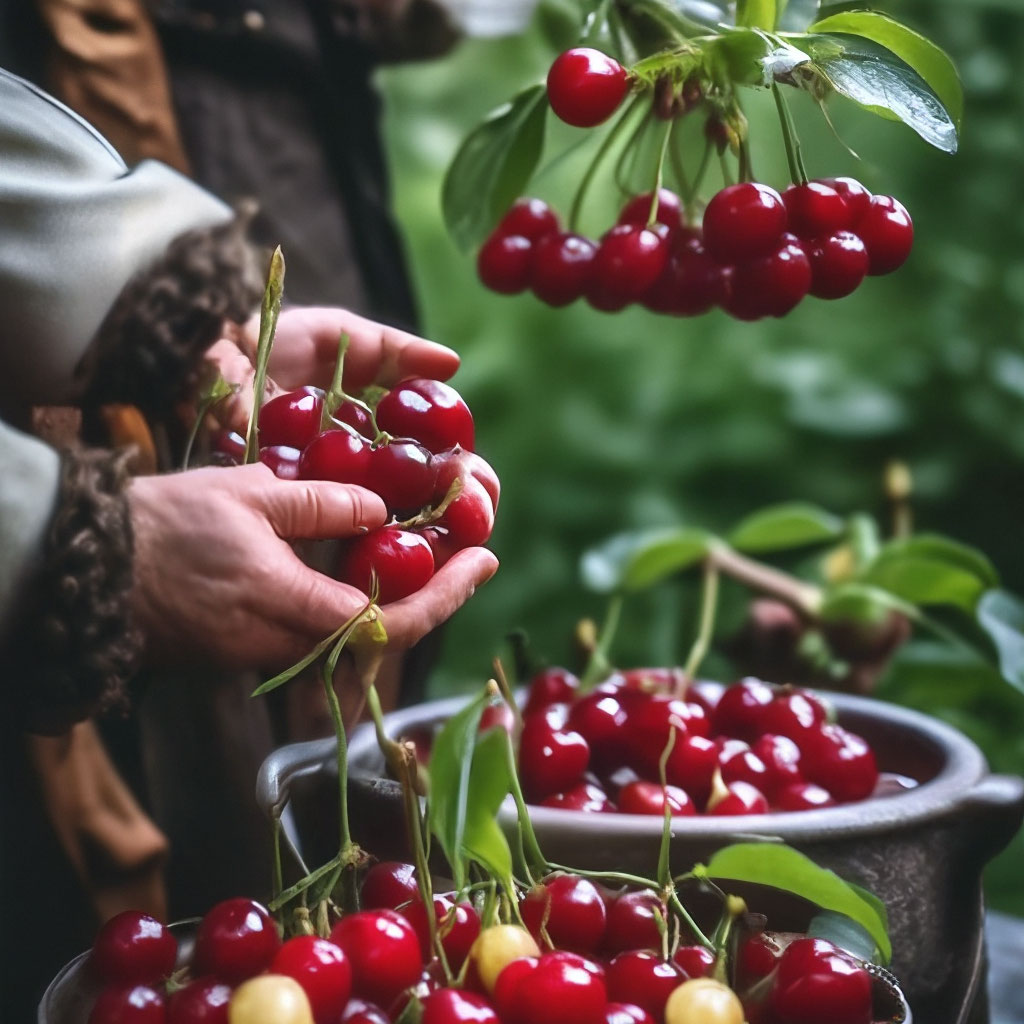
[85,865,883,1024]
[218,377,498,604]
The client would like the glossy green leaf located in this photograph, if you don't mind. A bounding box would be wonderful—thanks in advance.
[581,527,713,592]
[808,10,963,129]
[875,536,998,588]
[861,558,987,613]
[463,728,514,882]
[701,843,891,962]
[736,0,776,30]
[427,688,491,890]
[804,34,958,153]
[807,909,879,962]
[442,84,548,252]
[728,502,845,552]
[977,589,1024,695]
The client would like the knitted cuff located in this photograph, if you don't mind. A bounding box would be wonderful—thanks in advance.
[13,446,142,735]
[78,209,265,422]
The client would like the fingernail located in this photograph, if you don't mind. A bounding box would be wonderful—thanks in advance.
[357,525,369,534]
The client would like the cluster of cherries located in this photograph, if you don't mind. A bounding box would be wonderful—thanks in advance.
[84,864,880,1024]
[448,671,880,815]
[476,180,913,321]
[218,378,496,603]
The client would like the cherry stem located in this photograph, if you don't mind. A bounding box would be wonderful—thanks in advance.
[614,102,653,195]
[578,594,623,692]
[271,817,285,915]
[244,246,285,463]
[682,560,720,683]
[498,701,547,882]
[772,82,808,185]
[656,728,679,889]
[667,888,714,950]
[491,657,524,734]
[647,118,675,226]
[707,541,822,616]
[718,151,735,188]
[737,135,755,185]
[570,94,646,232]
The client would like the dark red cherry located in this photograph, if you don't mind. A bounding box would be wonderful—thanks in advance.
[479,701,516,736]
[774,780,837,811]
[400,895,481,971]
[523,667,580,716]
[375,378,475,454]
[258,386,324,450]
[858,195,913,275]
[334,400,375,439]
[477,233,533,294]
[567,692,630,772]
[761,691,828,745]
[622,695,708,777]
[498,198,560,241]
[618,780,695,816]
[672,945,716,979]
[530,232,598,307]
[496,950,608,1024]
[360,861,419,910]
[298,427,372,486]
[735,932,785,990]
[770,937,872,1024]
[798,724,878,802]
[192,898,281,983]
[702,183,787,262]
[271,936,353,1024]
[711,678,774,741]
[259,444,301,480]
[602,889,665,954]
[214,430,246,463]
[329,909,423,1007]
[618,189,684,232]
[421,988,500,1024]
[590,223,671,304]
[547,48,630,128]
[519,874,607,954]
[717,738,770,791]
[518,714,590,802]
[605,951,685,1022]
[365,438,436,513]
[782,182,851,238]
[751,734,803,799]
[341,999,391,1024]
[88,984,165,1024]
[338,527,435,604]
[817,177,872,226]
[663,734,718,807]
[605,1003,656,1024]
[806,230,869,299]
[90,911,177,985]
[166,977,231,1024]
[644,244,727,317]
[540,781,615,812]
[724,240,811,320]
[706,780,770,815]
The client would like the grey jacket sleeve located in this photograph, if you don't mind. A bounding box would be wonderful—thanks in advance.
[0,67,234,414]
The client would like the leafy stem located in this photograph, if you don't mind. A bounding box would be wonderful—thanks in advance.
[243,246,285,464]
[683,560,720,682]
[772,80,808,184]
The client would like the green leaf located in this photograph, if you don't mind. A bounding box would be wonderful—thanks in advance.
[977,589,1024,695]
[702,843,891,962]
[463,728,514,882]
[819,582,916,623]
[427,688,491,890]
[736,0,776,30]
[707,29,809,87]
[808,10,963,129]
[807,910,879,962]
[803,34,958,153]
[875,535,999,588]
[580,527,713,592]
[728,502,844,553]
[442,84,548,252]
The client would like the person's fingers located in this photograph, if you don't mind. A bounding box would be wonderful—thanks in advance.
[249,472,389,539]
[377,548,499,648]
[203,337,283,432]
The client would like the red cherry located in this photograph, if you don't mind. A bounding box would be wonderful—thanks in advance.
[88,984,165,1024]
[702,183,788,262]
[717,738,770,791]
[90,911,178,985]
[376,378,475,454]
[298,427,372,486]
[214,430,246,462]
[806,230,869,299]
[605,1004,656,1024]
[479,701,516,736]
[547,48,630,128]
[365,438,436,513]
[774,781,837,811]
[400,895,482,971]
[750,734,803,799]
[602,890,665,954]
[259,386,324,450]
[540,781,615,812]
[672,945,716,979]
[684,680,725,715]
[329,909,423,1007]
[523,667,580,716]
[724,240,811,320]
[530,232,598,306]
[618,189,684,231]
[622,694,708,777]
[341,998,391,1024]
[259,444,301,480]
[590,223,671,304]
[619,666,687,694]
[663,734,719,807]
[707,780,770,815]
[858,194,913,274]
[518,714,590,802]
[477,233,533,294]
[798,724,878,802]
[761,691,828,745]
[770,937,872,1024]
[334,400,375,439]
[567,692,630,772]
[166,977,231,1024]
[428,449,496,553]
[643,244,727,317]
[711,678,774,740]
[192,898,281,983]
[272,936,353,1024]
[338,527,435,604]
[421,988,500,1024]
[496,950,608,1024]
[817,177,872,225]
[498,198,560,241]
[782,182,851,238]
[618,780,695,816]
[605,951,686,1021]
[519,874,608,954]
[360,861,419,910]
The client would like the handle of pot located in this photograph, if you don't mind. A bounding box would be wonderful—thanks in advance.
[255,734,339,821]
[949,773,1024,868]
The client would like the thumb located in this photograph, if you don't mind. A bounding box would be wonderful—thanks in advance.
[256,477,388,539]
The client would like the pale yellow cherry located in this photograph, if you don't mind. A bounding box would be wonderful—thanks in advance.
[228,974,314,1024]
[466,924,541,993]
[664,977,744,1024]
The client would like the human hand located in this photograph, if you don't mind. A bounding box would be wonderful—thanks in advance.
[126,463,498,670]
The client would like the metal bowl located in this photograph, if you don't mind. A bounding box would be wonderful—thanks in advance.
[258,690,1024,1024]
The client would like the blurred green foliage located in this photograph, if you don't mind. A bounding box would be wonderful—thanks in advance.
[376,0,1024,910]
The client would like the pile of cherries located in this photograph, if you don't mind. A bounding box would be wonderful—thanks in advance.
[476,180,913,321]
[471,671,881,815]
[218,377,497,604]
[84,864,882,1024]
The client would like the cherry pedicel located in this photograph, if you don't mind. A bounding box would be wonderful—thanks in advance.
[338,527,435,605]
[329,909,423,1007]
[519,874,608,954]
[90,910,178,985]
[192,897,281,983]
[375,378,476,454]
[769,937,872,1024]
[166,977,232,1023]
[547,48,630,128]
[88,983,166,1024]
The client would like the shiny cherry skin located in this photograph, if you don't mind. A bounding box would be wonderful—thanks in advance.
[799,723,878,802]
[774,780,837,810]
[477,233,533,294]
[702,183,788,262]
[602,890,665,954]
[259,444,302,480]
[673,945,717,979]
[479,701,516,736]
[298,427,372,486]
[617,780,695,816]
[523,667,580,716]
[817,176,872,225]
[540,781,614,812]
[605,951,686,1022]
[429,448,495,552]
[214,429,246,463]
[518,713,590,802]
[88,983,166,1024]
[782,182,851,238]
[806,230,869,299]
[496,950,608,1024]
[338,527,435,604]
[547,48,630,128]
[365,438,436,513]
[498,198,560,240]
[724,239,811,320]
[421,988,499,1024]
[166,977,231,1024]
[711,678,775,741]
[375,378,475,454]
[192,898,281,983]
[590,223,671,304]
[519,874,607,954]
[735,931,785,988]
[271,937,352,1024]
[761,691,828,745]
[567,692,630,772]
[622,695,708,777]
[605,1003,656,1024]
[664,734,718,806]
[770,937,872,1024]
[258,386,324,450]
[717,738,770,791]
[707,780,770,815]
[329,909,423,1007]
[858,194,914,274]
[751,734,803,799]
[530,232,598,306]
[644,243,727,317]
[360,861,419,910]
[400,895,482,970]
[618,189,684,232]
[90,911,178,985]
[334,400,375,439]
[340,999,391,1024]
